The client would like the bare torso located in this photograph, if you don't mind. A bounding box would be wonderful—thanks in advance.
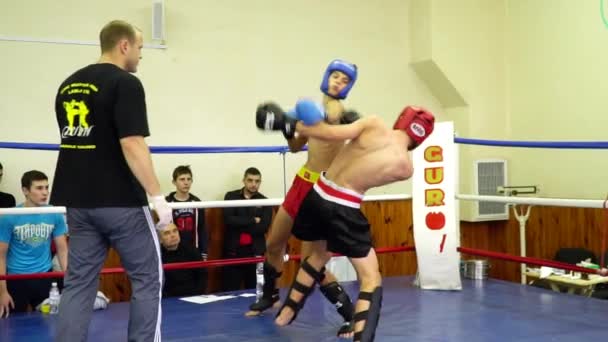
[301,97,344,173]
[325,118,413,194]
[304,138,344,172]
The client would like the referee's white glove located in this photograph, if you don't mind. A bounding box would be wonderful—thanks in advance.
[151,195,172,231]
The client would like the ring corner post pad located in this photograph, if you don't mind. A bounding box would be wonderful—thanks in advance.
[412,121,462,290]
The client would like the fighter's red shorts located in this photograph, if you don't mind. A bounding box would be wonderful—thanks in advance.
[281,166,320,219]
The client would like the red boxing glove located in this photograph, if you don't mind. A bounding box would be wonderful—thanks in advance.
[393,106,435,150]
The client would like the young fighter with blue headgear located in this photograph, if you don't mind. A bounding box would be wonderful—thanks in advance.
[252,59,358,338]
[320,59,358,100]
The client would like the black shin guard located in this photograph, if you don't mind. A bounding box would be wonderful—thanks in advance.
[320,281,354,321]
[249,262,282,311]
[320,281,354,335]
[276,257,326,324]
[353,286,383,342]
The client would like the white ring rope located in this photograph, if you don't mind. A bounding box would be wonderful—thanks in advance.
[456,194,607,209]
[1,193,605,215]
[0,194,413,215]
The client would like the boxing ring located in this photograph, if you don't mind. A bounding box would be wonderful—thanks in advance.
[7,275,608,341]
[2,125,608,342]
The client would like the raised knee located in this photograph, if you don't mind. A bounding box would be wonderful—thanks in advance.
[266,241,284,256]
[321,251,333,263]
[359,272,382,290]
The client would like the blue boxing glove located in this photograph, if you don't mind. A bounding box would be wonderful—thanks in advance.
[294,99,326,125]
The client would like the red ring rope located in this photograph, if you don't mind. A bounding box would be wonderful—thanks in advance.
[458,247,607,276]
[4,245,604,281]
[0,245,415,281]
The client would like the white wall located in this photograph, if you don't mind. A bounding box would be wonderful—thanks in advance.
[0,0,444,202]
[409,0,509,220]
[506,0,608,199]
[5,0,602,207]
[409,0,608,205]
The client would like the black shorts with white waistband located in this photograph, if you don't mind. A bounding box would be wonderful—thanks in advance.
[292,176,372,258]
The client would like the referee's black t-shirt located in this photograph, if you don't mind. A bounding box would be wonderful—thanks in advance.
[50,63,149,208]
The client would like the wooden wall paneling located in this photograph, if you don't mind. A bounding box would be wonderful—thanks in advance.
[99,201,608,302]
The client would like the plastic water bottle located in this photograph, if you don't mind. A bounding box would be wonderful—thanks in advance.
[49,282,60,315]
[255,262,264,300]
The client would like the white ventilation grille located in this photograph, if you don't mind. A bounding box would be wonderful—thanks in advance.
[464,159,508,221]
[152,0,165,41]
[477,161,506,215]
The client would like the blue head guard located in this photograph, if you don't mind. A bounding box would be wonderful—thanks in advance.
[320,59,357,99]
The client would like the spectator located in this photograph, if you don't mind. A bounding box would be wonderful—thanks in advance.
[159,223,205,297]
[222,167,272,291]
[165,165,208,260]
[0,162,16,208]
[0,170,68,317]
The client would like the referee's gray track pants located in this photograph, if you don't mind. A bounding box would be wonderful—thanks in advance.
[56,207,163,342]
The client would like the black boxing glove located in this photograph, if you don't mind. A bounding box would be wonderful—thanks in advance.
[255,102,297,139]
[340,109,361,124]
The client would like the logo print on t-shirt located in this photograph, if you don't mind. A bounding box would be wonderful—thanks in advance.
[63,100,91,132]
[62,99,94,139]
[13,223,54,247]
[59,83,98,148]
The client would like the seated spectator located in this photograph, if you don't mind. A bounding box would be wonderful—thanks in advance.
[0,170,68,317]
[160,223,205,297]
[51,234,70,272]
[0,162,16,208]
[222,167,272,291]
[165,165,208,260]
